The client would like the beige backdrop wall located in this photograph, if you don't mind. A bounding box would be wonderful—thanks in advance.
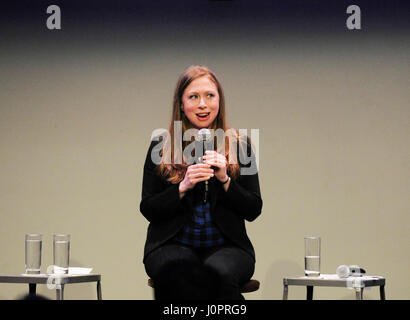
[0,3,409,300]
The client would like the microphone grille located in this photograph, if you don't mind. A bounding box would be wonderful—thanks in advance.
[198,128,211,141]
[336,265,350,278]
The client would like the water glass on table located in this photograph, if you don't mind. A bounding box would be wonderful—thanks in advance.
[53,234,70,274]
[25,234,42,274]
[304,236,321,277]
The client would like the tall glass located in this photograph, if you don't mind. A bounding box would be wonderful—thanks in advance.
[304,236,321,277]
[53,234,70,274]
[25,234,42,274]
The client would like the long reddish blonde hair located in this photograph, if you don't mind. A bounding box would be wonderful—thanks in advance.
[157,65,241,183]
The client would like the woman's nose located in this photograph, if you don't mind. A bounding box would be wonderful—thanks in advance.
[198,96,207,107]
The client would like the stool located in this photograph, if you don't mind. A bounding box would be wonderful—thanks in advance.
[148,278,260,293]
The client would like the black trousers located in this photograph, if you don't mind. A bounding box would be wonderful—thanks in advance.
[144,241,255,300]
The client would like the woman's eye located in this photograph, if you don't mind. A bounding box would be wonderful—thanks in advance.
[207,93,214,98]
[190,95,198,99]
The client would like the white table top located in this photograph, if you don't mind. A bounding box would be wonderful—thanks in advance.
[0,273,101,284]
[284,274,385,288]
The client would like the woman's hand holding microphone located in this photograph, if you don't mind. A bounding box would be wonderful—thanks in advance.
[179,151,230,198]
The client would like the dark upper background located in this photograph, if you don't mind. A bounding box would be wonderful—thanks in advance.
[1,0,409,35]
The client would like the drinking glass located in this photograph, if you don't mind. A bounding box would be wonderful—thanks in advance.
[53,234,70,274]
[304,236,321,277]
[25,234,42,274]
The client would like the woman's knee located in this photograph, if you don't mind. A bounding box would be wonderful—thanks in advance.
[144,243,200,278]
[203,248,255,283]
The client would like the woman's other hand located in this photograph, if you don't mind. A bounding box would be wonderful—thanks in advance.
[179,163,214,194]
[202,150,228,183]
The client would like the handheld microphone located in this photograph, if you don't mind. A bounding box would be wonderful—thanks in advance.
[198,128,211,203]
[336,265,366,278]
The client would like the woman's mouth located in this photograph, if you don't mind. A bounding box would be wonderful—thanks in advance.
[196,112,210,121]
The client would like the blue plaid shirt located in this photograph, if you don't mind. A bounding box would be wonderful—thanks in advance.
[174,200,225,247]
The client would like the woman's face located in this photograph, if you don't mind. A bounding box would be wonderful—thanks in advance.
[181,76,220,129]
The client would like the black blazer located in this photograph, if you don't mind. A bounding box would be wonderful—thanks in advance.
[140,138,262,263]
